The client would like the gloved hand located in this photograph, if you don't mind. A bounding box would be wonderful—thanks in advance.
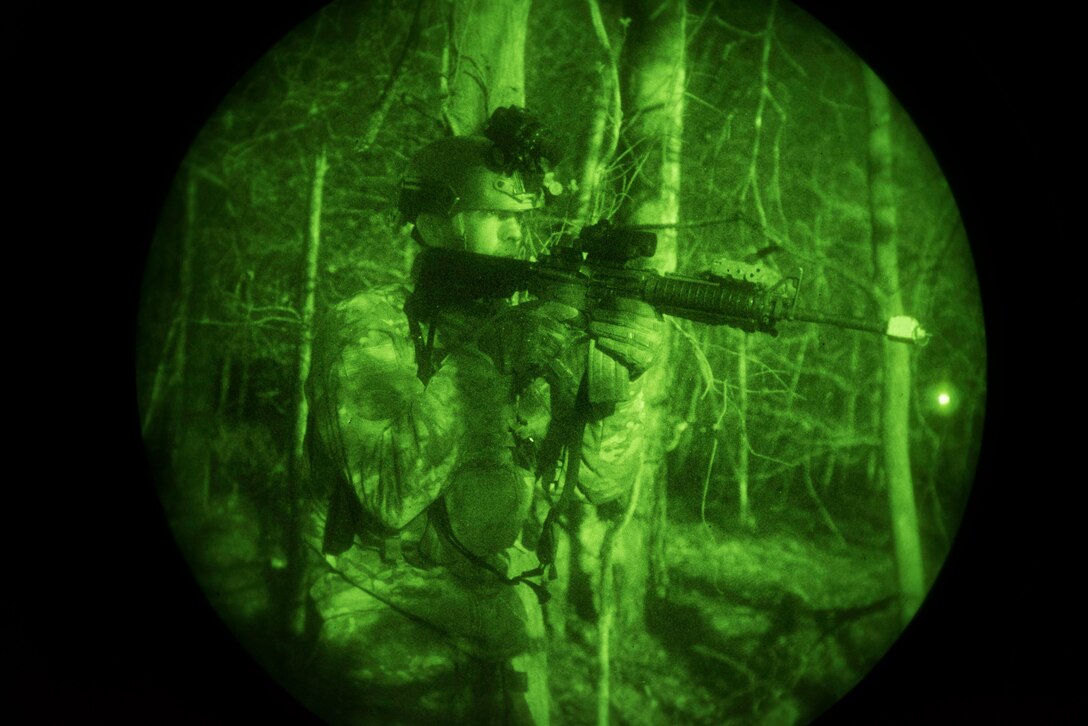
[473,299,587,392]
[586,296,665,380]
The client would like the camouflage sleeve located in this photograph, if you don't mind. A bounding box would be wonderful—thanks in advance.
[310,289,512,530]
[577,377,648,506]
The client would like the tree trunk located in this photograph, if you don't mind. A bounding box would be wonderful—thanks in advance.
[615,3,683,273]
[216,350,232,416]
[167,170,197,448]
[562,0,624,636]
[170,168,215,513]
[216,279,242,417]
[283,148,328,640]
[444,0,532,135]
[593,3,685,724]
[736,333,755,529]
[612,0,685,612]
[238,274,253,418]
[577,0,622,225]
[141,314,179,438]
[647,448,669,599]
[596,474,641,726]
[863,66,925,626]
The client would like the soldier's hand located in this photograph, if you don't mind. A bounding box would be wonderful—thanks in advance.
[478,300,586,388]
[587,296,665,380]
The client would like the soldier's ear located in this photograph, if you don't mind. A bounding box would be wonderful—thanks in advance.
[415,212,462,248]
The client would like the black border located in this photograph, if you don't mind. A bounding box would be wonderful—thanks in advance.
[23,0,1063,722]
[798,1,1070,722]
[21,2,331,722]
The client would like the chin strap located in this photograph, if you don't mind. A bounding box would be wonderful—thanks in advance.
[404,290,439,385]
[533,370,592,583]
[452,212,466,243]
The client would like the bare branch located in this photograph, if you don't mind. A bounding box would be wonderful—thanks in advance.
[743,438,792,467]
[770,29,809,78]
[355,0,426,153]
[710,15,762,39]
[684,89,731,118]
[700,437,719,532]
[247,305,302,319]
[141,312,181,437]
[668,317,716,400]
[194,316,301,328]
[226,123,310,162]
[803,456,847,545]
[587,0,623,168]
[686,0,718,44]
[739,1,778,210]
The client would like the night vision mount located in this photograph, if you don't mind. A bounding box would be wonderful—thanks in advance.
[483,106,564,177]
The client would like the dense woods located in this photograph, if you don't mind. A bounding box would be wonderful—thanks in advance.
[136,0,986,723]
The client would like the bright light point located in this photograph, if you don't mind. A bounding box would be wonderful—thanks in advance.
[937,393,950,406]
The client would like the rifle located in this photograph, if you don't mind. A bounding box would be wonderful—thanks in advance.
[409,220,929,346]
[406,220,929,593]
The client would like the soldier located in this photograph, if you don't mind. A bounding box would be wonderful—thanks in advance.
[303,109,664,724]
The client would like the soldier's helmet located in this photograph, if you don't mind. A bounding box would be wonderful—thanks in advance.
[397,106,562,227]
[396,135,543,225]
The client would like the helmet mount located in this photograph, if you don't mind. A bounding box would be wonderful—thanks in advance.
[397,107,563,232]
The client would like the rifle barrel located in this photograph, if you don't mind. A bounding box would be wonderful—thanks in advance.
[790,308,886,336]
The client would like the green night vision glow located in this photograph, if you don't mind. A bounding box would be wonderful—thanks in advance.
[135,1,988,724]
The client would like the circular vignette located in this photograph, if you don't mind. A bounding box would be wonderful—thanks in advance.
[133,1,994,723]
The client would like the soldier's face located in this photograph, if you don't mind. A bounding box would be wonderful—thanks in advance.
[460,209,524,258]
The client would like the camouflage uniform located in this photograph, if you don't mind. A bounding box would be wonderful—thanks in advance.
[304,283,646,725]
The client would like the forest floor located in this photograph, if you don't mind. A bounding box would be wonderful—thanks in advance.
[172,496,902,726]
[548,515,901,726]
